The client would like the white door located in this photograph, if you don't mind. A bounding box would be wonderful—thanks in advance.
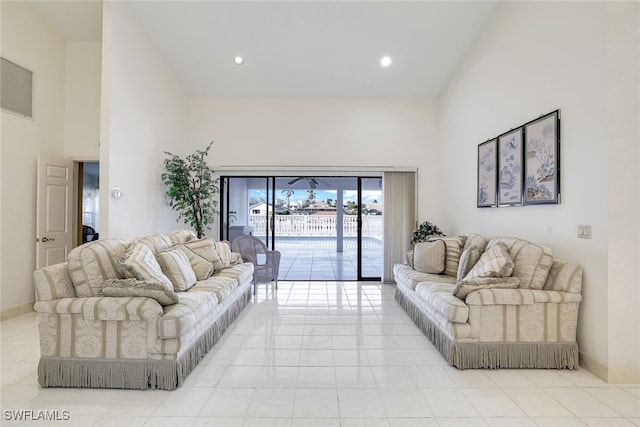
[36,156,74,269]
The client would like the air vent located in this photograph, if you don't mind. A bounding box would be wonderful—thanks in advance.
[1,57,33,118]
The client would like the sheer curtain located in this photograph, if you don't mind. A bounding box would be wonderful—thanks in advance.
[382,172,416,283]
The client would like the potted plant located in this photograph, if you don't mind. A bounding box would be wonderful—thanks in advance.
[411,221,446,244]
[161,142,219,239]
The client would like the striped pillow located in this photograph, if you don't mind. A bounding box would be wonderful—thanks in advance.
[429,236,465,277]
[176,244,213,281]
[156,249,197,291]
[183,238,222,269]
[120,243,173,289]
[213,241,233,271]
[456,247,481,282]
[68,239,130,297]
[464,243,514,280]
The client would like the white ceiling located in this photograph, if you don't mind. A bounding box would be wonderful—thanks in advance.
[29,1,498,98]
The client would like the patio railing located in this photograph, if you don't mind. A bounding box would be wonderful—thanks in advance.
[249,214,383,237]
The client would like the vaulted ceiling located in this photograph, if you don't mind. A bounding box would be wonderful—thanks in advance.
[29,1,498,98]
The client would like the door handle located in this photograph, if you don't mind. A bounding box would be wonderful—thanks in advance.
[40,236,55,243]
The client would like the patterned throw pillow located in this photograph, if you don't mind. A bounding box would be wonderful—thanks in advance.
[456,247,481,282]
[412,240,446,274]
[453,244,518,299]
[213,241,233,271]
[156,248,197,291]
[176,244,214,281]
[100,278,179,306]
[119,243,173,289]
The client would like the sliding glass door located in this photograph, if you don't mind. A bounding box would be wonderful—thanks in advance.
[220,175,382,281]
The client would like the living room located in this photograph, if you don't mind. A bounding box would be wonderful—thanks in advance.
[1,0,639,424]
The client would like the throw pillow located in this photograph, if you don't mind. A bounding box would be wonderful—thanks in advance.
[456,248,481,282]
[119,243,173,289]
[412,240,446,274]
[406,250,414,268]
[452,243,517,299]
[176,244,214,281]
[156,248,197,291]
[100,278,179,306]
[464,243,514,280]
[428,235,465,277]
[183,238,223,269]
[213,241,233,271]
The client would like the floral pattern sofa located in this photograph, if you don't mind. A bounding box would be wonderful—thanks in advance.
[33,230,254,390]
[394,233,583,369]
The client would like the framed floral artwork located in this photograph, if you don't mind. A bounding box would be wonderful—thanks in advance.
[524,110,560,204]
[477,139,497,207]
[497,128,523,206]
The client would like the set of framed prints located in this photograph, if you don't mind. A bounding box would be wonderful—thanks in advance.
[477,110,560,208]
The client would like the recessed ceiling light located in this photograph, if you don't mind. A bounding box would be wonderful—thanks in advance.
[380,56,392,68]
[234,56,244,65]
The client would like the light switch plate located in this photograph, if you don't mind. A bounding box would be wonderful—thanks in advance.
[578,225,592,239]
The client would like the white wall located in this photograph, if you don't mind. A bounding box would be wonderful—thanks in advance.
[186,97,443,229]
[100,2,188,240]
[1,2,67,312]
[64,41,101,160]
[439,1,639,382]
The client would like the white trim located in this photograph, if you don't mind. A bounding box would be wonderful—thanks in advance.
[214,165,418,177]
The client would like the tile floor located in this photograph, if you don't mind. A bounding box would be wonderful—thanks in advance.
[1,282,639,426]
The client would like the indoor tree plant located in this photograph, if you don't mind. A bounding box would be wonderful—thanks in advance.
[411,220,446,244]
[161,141,219,239]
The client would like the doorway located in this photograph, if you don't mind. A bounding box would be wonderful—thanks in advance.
[77,162,100,246]
[220,176,383,281]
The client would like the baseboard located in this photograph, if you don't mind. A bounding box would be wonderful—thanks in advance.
[580,351,640,384]
[0,302,35,321]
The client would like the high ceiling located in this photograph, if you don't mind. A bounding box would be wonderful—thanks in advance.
[29,1,498,98]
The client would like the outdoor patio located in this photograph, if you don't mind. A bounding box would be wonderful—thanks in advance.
[268,236,383,281]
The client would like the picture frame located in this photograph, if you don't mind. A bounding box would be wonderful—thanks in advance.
[497,127,524,206]
[524,110,560,204]
[477,139,497,207]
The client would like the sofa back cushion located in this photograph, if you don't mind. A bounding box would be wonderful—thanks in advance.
[68,239,130,297]
[543,259,583,293]
[166,229,197,245]
[130,233,173,254]
[485,237,553,289]
[462,233,488,253]
[412,240,446,274]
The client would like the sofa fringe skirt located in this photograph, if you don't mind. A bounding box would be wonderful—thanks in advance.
[395,286,579,370]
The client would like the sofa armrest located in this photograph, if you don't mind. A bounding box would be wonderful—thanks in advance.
[465,288,582,306]
[34,296,162,321]
[34,262,77,302]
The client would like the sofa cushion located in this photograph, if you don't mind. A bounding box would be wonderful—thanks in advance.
[157,291,219,339]
[131,233,173,253]
[183,237,221,268]
[394,264,456,291]
[453,276,521,299]
[191,276,238,302]
[216,263,256,286]
[156,248,197,291]
[120,243,173,289]
[175,244,214,281]
[100,278,179,306]
[166,229,197,245]
[213,241,233,272]
[486,237,553,290]
[68,239,130,297]
[428,236,465,277]
[456,247,481,282]
[412,240,446,274]
[415,282,469,323]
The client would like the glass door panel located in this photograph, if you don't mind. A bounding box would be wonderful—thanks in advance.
[358,177,383,280]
